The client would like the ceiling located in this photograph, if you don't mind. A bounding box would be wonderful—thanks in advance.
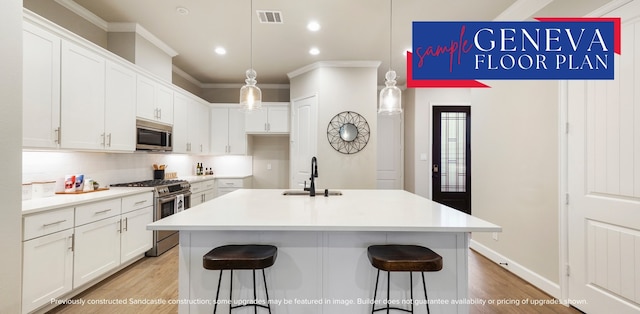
[68,0,612,87]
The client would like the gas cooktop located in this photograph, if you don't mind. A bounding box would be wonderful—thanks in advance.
[111,179,188,187]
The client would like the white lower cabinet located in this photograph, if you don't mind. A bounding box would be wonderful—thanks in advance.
[73,215,121,288]
[22,192,153,313]
[22,229,73,314]
[120,206,153,263]
[190,179,216,206]
[216,178,252,197]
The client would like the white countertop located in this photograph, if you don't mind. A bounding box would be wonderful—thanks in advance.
[22,187,154,215]
[180,174,252,183]
[147,189,501,232]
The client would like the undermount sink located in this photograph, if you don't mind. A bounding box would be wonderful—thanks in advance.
[282,190,343,196]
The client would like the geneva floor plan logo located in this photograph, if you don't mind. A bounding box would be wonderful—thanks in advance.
[408,17,620,88]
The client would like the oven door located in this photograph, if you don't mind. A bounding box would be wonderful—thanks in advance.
[156,192,191,241]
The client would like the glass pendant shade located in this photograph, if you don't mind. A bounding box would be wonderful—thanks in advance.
[239,69,262,111]
[378,70,402,115]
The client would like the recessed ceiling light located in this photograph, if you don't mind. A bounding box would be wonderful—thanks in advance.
[309,47,320,55]
[215,47,227,55]
[307,21,321,32]
[176,7,189,15]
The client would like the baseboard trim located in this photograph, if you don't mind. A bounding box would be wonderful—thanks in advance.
[470,239,561,299]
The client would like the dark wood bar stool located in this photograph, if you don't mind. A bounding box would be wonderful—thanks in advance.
[203,244,277,314]
[367,245,443,314]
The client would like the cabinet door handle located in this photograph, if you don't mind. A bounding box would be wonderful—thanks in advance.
[107,133,112,147]
[123,217,128,232]
[43,219,66,227]
[117,219,122,233]
[158,108,162,119]
[68,234,74,252]
[134,200,148,206]
[101,133,106,146]
[95,209,112,215]
[267,123,270,131]
[55,127,61,144]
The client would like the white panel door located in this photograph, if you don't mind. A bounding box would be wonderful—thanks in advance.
[120,207,153,263]
[22,21,61,148]
[290,95,318,188]
[73,216,121,288]
[60,40,105,150]
[22,229,73,314]
[567,1,640,312]
[376,113,403,189]
[227,108,247,154]
[104,60,136,152]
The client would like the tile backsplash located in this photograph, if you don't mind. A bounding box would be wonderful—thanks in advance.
[22,151,252,190]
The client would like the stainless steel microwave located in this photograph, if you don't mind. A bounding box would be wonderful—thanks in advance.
[136,120,172,152]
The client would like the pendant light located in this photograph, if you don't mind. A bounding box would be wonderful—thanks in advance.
[378,0,402,115]
[239,0,262,111]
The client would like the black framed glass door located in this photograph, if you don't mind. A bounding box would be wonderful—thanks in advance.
[432,106,471,214]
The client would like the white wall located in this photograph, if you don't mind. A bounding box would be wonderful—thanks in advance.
[403,88,471,197]
[0,0,23,312]
[289,62,379,189]
[403,81,560,289]
[134,33,173,81]
[23,152,252,190]
[471,80,560,283]
[318,65,379,189]
[249,135,290,189]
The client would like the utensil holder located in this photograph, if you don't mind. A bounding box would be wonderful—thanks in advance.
[153,170,165,180]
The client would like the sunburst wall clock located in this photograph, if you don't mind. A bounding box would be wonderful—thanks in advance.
[326,111,370,154]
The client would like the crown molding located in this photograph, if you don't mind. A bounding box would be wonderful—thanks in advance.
[172,65,203,87]
[55,0,178,57]
[201,83,290,90]
[54,0,108,30]
[493,0,554,21]
[171,67,290,90]
[287,61,381,79]
[109,22,178,57]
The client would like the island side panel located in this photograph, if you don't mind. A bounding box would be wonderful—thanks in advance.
[323,232,467,314]
[180,230,470,314]
[179,231,191,314]
[184,230,323,314]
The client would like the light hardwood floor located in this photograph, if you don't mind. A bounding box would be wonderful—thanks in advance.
[48,247,583,314]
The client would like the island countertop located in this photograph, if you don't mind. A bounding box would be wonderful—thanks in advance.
[147,189,501,232]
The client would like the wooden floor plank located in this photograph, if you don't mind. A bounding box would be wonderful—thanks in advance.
[47,246,583,313]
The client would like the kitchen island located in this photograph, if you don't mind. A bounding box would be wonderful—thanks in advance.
[147,189,501,314]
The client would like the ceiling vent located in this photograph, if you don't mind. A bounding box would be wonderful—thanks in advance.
[257,10,283,24]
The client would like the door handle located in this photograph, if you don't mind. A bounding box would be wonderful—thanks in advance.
[433,164,439,173]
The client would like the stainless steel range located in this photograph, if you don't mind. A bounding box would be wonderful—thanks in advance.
[112,179,191,256]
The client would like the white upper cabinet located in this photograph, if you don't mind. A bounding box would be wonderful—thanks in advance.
[210,106,247,155]
[245,102,290,133]
[60,40,106,150]
[104,61,136,152]
[172,93,189,153]
[59,40,135,152]
[190,100,211,153]
[174,93,210,154]
[136,75,174,125]
[22,21,61,148]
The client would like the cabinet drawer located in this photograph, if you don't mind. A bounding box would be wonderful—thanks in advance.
[122,192,153,214]
[23,207,74,241]
[190,181,203,193]
[75,198,121,226]
[202,180,216,190]
[217,178,243,188]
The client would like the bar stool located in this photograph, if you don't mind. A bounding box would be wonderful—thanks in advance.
[203,244,277,314]
[367,245,443,314]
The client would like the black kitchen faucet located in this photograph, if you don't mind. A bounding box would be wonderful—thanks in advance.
[304,156,318,196]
